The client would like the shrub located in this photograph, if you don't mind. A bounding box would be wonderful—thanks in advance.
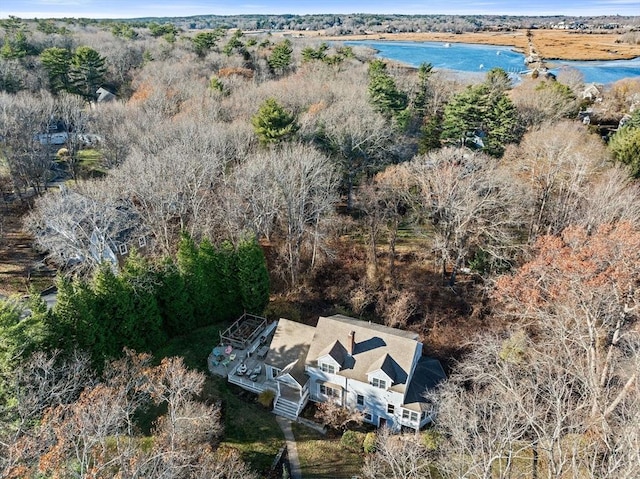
[258,389,275,408]
[340,430,365,452]
[363,431,376,453]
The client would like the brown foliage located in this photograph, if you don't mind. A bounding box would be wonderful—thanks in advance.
[218,67,254,79]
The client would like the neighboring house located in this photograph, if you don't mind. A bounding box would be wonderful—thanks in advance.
[89,226,149,270]
[221,314,446,431]
[36,117,70,145]
[96,87,116,104]
[582,83,603,102]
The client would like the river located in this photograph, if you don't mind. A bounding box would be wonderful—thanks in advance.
[345,40,640,84]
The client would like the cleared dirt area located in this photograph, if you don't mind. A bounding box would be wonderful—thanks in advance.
[320,29,640,61]
[0,197,54,296]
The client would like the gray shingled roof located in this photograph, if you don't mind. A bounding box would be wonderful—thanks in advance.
[305,315,420,395]
[266,318,315,387]
[318,339,349,367]
[403,356,447,412]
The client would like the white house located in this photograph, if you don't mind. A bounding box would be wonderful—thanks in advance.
[259,315,446,430]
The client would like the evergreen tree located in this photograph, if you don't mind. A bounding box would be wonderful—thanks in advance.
[120,251,166,352]
[237,238,270,315]
[268,39,293,75]
[0,297,47,403]
[609,116,640,178]
[177,232,206,322]
[197,238,219,326]
[156,259,195,336]
[222,29,247,58]
[251,98,299,145]
[214,241,242,322]
[413,62,434,118]
[192,30,222,58]
[70,46,106,101]
[418,113,443,154]
[91,263,131,359]
[51,276,98,353]
[367,60,408,119]
[441,85,490,148]
[302,42,328,62]
[485,95,520,157]
[40,47,72,94]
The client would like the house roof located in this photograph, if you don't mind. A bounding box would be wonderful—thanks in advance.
[402,356,447,412]
[368,353,398,383]
[305,315,419,395]
[318,339,349,367]
[266,318,315,387]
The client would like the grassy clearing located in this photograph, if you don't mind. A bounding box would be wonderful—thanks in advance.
[156,324,284,474]
[292,423,365,479]
[77,149,106,176]
[154,324,222,371]
[215,379,284,472]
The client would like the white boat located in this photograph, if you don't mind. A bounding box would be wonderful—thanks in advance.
[444,43,451,47]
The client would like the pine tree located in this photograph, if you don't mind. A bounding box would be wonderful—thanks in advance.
[192,30,222,58]
[214,241,242,323]
[609,123,640,178]
[177,232,207,324]
[197,238,219,326]
[120,251,166,351]
[237,238,270,314]
[70,46,106,101]
[40,47,72,94]
[91,263,130,359]
[156,259,195,336]
[441,85,490,148]
[485,95,520,157]
[51,276,99,354]
[251,98,299,145]
[367,60,408,118]
[268,39,293,75]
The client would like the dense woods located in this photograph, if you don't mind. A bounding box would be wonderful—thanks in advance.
[1,15,640,478]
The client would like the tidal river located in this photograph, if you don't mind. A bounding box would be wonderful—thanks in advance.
[345,40,640,84]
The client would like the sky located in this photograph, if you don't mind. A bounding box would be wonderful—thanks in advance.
[1,0,639,19]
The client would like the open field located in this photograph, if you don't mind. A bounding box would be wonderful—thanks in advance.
[319,29,640,61]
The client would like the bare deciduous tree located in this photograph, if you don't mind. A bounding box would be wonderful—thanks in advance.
[409,147,524,285]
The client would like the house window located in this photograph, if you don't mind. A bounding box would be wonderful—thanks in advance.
[371,377,387,389]
[320,384,340,398]
[364,412,373,421]
[138,236,147,247]
[271,368,280,379]
[402,409,418,422]
[356,394,364,406]
[387,404,395,414]
[320,362,336,374]
[118,244,128,255]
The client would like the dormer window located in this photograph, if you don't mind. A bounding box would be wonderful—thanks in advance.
[371,377,387,389]
[320,362,336,374]
[118,244,128,255]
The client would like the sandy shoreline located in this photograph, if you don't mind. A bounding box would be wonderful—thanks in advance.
[315,29,640,61]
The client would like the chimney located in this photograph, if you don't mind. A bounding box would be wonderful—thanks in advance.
[348,331,355,355]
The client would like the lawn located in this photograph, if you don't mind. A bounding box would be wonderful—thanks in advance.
[292,423,365,479]
[156,324,284,474]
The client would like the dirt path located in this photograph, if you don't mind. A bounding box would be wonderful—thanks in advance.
[0,197,53,296]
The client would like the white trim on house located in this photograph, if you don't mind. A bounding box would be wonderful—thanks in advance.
[226,314,446,431]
